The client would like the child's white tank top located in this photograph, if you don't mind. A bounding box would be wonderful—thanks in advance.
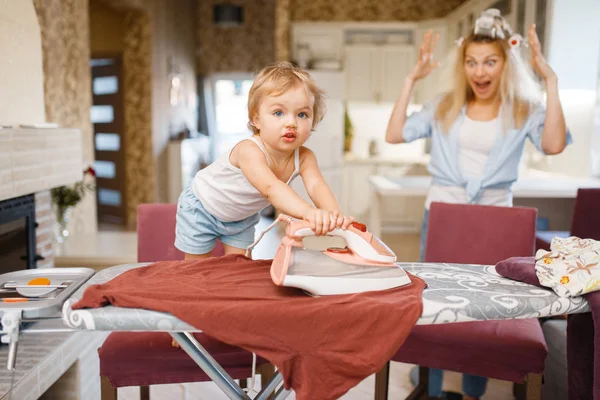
[192,136,300,222]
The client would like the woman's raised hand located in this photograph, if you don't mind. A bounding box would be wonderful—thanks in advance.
[409,30,440,81]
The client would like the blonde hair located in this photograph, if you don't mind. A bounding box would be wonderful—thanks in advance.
[435,25,541,132]
[247,61,326,134]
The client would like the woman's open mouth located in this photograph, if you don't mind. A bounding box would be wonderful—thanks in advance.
[473,80,492,94]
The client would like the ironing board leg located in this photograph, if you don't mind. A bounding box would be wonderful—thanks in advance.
[170,332,252,400]
[272,386,293,400]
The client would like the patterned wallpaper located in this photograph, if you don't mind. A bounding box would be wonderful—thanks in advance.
[196,0,275,74]
[122,10,153,229]
[198,0,468,69]
[289,0,468,21]
[274,0,290,61]
[33,0,97,235]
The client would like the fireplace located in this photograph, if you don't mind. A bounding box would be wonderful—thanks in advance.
[0,194,41,273]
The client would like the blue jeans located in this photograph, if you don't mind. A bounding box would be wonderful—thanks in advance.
[419,208,488,398]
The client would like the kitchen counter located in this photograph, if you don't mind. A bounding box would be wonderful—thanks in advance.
[368,171,600,237]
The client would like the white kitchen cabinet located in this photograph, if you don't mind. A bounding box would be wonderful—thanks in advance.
[343,45,379,102]
[344,44,414,103]
[380,45,416,102]
[342,160,429,231]
[341,162,375,219]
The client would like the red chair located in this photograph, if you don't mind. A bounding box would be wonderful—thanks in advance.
[375,202,547,400]
[99,204,274,400]
[536,188,600,251]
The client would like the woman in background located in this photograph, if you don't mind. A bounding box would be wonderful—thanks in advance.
[385,8,572,400]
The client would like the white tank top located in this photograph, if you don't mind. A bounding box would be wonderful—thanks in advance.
[425,116,511,208]
[192,136,300,222]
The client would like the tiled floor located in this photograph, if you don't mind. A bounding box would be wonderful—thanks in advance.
[116,217,514,399]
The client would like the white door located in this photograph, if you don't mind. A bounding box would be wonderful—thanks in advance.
[344,44,379,102]
[379,45,415,103]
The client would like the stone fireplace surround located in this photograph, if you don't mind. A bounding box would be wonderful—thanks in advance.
[0,127,83,269]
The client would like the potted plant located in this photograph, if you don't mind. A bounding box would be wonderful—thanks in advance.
[51,166,96,242]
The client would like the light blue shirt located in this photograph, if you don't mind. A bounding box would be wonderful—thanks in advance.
[403,99,573,203]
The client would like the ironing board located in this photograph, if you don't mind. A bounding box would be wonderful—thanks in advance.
[62,261,589,331]
[56,261,589,399]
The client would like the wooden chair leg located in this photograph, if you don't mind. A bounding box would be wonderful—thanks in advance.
[514,381,526,400]
[525,373,542,400]
[100,376,117,400]
[239,378,248,389]
[140,385,150,400]
[257,363,276,400]
[374,361,390,400]
[403,366,429,400]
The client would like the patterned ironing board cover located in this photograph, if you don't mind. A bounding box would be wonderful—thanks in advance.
[62,262,589,331]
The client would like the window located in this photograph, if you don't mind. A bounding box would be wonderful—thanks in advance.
[204,73,254,160]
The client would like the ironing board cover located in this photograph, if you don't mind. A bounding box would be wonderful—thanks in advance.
[63,261,589,332]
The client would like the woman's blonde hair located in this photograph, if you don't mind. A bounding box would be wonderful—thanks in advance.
[247,61,326,134]
[435,14,541,132]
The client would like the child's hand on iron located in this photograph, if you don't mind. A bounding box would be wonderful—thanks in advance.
[331,210,355,230]
[303,208,334,236]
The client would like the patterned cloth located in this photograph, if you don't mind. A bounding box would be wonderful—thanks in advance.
[535,236,600,297]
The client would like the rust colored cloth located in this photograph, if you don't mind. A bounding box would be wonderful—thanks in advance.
[73,254,425,400]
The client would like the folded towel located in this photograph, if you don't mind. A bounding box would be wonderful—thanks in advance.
[495,256,541,287]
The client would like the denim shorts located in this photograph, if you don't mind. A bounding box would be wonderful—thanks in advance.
[174,185,261,255]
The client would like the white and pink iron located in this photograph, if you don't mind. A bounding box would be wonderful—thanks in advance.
[249,214,411,296]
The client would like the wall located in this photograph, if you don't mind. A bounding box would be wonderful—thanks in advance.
[274,0,291,61]
[541,0,600,177]
[150,0,198,203]
[89,0,125,54]
[195,0,275,75]
[594,50,600,177]
[0,0,46,126]
[122,10,153,226]
[289,0,468,21]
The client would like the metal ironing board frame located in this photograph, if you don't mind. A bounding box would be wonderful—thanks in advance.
[1,318,292,400]
[169,331,291,400]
